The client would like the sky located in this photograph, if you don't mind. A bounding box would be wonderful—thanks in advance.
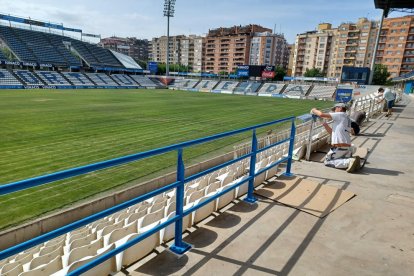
[0,0,406,44]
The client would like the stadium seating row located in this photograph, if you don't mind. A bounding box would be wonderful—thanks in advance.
[0,69,158,87]
[0,25,123,68]
[0,142,295,275]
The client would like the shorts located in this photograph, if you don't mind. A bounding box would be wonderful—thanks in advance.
[351,121,360,135]
[387,100,394,109]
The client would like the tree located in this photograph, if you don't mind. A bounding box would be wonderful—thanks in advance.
[372,64,391,85]
[304,68,324,78]
[273,66,287,81]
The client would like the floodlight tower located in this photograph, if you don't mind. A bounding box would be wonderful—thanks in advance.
[164,0,176,76]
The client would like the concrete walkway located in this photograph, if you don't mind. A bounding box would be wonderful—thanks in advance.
[123,95,414,276]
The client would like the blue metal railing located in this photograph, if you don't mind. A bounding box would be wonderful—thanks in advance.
[0,116,296,275]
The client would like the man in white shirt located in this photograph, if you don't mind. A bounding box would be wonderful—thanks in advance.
[378,88,396,117]
[311,103,360,173]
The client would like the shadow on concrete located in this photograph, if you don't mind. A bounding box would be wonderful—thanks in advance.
[360,167,403,176]
[184,227,218,248]
[135,251,189,275]
[205,212,241,229]
[133,174,352,276]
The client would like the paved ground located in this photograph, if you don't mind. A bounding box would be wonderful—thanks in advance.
[122,95,414,276]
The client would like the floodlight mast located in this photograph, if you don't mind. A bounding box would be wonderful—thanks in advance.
[164,0,176,77]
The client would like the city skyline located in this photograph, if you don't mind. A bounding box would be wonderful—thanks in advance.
[0,0,405,43]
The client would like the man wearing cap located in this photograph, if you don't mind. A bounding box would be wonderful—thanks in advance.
[377,88,395,117]
[311,103,360,173]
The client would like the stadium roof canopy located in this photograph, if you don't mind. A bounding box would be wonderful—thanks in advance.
[374,0,414,17]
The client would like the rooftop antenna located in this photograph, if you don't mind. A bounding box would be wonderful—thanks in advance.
[273,24,276,34]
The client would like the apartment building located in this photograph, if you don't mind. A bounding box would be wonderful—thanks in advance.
[329,18,378,78]
[180,35,203,72]
[203,24,272,74]
[292,23,336,77]
[149,35,203,71]
[249,32,290,69]
[376,15,414,78]
[100,36,149,61]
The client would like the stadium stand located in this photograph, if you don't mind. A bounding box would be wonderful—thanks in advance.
[307,85,336,99]
[110,74,139,87]
[257,83,286,96]
[214,81,239,93]
[69,39,122,68]
[0,26,38,62]
[36,71,72,86]
[171,78,199,89]
[13,70,43,85]
[129,75,159,88]
[194,80,219,91]
[61,72,95,86]
[282,84,311,98]
[0,26,77,67]
[233,81,262,95]
[0,25,124,68]
[0,50,6,60]
[86,73,119,86]
[0,68,24,87]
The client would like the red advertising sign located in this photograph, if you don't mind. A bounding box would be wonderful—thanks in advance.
[262,71,275,78]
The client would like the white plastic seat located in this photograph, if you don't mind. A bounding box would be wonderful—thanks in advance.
[92,220,112,234]
[138,208,164,229]
[0,262,23,276]
[160,203,194,242]
[28,246,61,270]
[205,180,221,195]
[66,237,103,267]
[67,232,97,252]
[38,243,63,257]
[148,201,166,213]
[104,221,138,246]
[61,244,116,276]
[125,209,147,225]
[235,175,250,198]
[216,182,238,210]
[186,189,206,204]
[21,255,62,276]
[97,220,124,239]
[192,194,217,224]
[118,223,160,269]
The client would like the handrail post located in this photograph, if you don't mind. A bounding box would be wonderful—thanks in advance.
[170,148,192,255]
[305,115,316,161]
[244,129,258,204]
[285,118,296,176]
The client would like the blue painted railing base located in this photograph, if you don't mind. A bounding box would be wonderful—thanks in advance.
[244,196,258,204]
[283,172,295,177]
[170,241,192,255]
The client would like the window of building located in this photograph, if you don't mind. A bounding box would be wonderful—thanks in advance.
[360,39,367,44]
[339,47,345,52]
[341,34,347,38]
[307,50,311,53]
[362,25,370,29]
[398,44,403,48]
[359,46,366,51]
[361,32,368,37]
[320,37,326,42]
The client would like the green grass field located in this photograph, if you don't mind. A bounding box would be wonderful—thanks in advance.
[0,89,332,230]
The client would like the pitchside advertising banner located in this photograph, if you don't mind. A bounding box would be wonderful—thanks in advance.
[335,85,354,102]
[237,65,275,78]
[148,62,158,74]
[237,65,249,77]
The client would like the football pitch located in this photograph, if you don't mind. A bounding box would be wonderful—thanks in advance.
[0,89,332,230]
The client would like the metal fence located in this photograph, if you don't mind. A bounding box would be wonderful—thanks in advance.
[0,116,296,275]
